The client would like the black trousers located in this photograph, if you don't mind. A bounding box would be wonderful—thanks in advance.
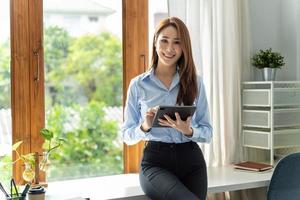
[139,141,207,200]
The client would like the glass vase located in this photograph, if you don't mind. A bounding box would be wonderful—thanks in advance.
[23,163,35,182]
[39,152,50,172]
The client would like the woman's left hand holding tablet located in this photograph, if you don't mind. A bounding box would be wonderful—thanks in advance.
[159,112,193,136]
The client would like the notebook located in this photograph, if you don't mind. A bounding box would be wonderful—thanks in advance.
[233,161,272,172]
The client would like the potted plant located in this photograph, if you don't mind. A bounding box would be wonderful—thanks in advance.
[12,141,36,182]
[251,48,285,81]
[39,128,64,172]
[9,128,64,183]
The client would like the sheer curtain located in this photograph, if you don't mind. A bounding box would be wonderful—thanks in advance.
[169,0,244,167]
[168,0,264,199]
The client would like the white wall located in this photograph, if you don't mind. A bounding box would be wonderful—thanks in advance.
[248,0,300,81]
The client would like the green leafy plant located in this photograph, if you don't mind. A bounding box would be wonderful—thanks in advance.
[39,128,65,172]
[11,141,36,182]
[5,129,65,182]
[12,141,35,167]
[252,48,285,69]
[40,128,65,155]
[45,102,122,181]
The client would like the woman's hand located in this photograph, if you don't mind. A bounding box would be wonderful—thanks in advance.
[158,112,193,136]
[141,107,157,132]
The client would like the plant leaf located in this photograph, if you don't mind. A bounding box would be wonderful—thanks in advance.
[40,128,53,140]
[21,153,35,166]
[58,138,67,142]
[12,141,23,151]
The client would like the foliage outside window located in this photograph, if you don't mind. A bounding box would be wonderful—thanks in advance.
[45,26,123,181]
[0,41,10,108]
[1,16,123,184]
[0,0,11,189]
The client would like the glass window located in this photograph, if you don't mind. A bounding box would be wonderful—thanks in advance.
[43,0,123,181]
[0,0,12,196]
[148,0,168,63]
[88,16,99,22]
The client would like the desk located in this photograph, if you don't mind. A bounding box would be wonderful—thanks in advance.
[45,166,273,199]
[207,166,272,193]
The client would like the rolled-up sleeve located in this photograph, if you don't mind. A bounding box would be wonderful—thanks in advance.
[121,79,148,145]
[184,78,213,143]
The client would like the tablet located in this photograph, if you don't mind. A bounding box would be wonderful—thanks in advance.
[152,105,196,128]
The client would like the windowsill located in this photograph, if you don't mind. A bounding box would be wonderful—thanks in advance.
[45,166,273,199]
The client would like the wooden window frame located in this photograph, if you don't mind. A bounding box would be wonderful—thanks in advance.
[10,0,148,183]
[11,0,45,184]
[122,0,148,173]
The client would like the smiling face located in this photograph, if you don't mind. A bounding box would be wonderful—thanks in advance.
[155,25,183,69]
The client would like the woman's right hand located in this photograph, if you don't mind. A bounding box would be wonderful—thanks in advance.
[141,107,157,132]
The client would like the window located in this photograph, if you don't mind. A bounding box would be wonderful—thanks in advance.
[88,16,99,22]
[6,0,148,185]
[43,0,123,181]
[148,0,168,62]
[0,0,11,196]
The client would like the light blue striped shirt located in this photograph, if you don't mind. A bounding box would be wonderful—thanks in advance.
[122,68,213,145]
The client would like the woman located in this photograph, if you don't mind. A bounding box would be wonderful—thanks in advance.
[122,17,212,200]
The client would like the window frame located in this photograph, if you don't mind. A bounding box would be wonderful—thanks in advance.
[122,0,148,173]
[10,0,147,183]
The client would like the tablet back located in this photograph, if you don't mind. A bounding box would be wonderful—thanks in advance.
[152,105,196,128]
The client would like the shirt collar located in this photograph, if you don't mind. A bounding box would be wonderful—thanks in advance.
[142,67,180,91]
[140,67,155,81]
[170,69,180,90]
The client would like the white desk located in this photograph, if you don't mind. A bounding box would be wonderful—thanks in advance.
[207,166,272,193]
[45,166,273,199]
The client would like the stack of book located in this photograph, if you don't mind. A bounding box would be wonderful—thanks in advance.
[233,161,273,172]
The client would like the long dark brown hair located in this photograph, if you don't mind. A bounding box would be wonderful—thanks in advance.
[150,17,198,105]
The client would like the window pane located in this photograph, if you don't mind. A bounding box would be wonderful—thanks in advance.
[43,0,123,181]
[148,0,168,61]
[0,0,12,196]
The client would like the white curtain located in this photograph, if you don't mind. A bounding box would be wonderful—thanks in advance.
[169,0,244,167]
[168,0,264,199]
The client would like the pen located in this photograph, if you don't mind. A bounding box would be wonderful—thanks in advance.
[10,178,12,196]
[11,178,18,196]
[0,182,10,198]
[21,184,30,197]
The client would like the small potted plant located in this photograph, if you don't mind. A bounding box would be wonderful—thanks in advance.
[251,48,285,81]
[12,141,36,182]
[39,128,64,172]
[9,128,64,183]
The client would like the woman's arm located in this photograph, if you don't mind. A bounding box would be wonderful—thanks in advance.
[121,79,149,145]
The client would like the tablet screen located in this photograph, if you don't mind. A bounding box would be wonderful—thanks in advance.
[151,105,196,128]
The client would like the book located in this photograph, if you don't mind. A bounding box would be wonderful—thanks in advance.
[233,161,272,172]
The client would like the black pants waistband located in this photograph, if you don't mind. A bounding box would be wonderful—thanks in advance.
[145,141,197,150]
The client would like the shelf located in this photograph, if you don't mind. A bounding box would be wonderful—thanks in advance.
[243,81,300,85]
[242,88,300,107]
[242,81,300,165]
[242,108,300,128]
[243,130,270,149]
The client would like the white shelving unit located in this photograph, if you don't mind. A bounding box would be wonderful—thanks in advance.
[242,81,300,165]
